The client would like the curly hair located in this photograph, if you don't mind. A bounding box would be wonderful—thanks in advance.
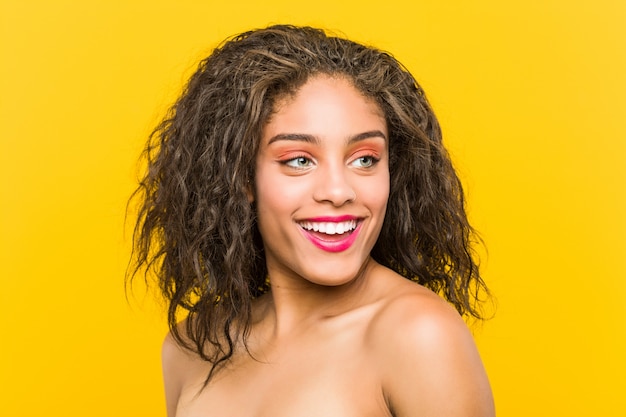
[129,24,489,379]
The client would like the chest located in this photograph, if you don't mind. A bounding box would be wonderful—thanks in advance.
[175,339,391,417]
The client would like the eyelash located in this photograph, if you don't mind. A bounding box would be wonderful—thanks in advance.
[281,155,313,169]
[279,153,380,170]
[352,155,379,168]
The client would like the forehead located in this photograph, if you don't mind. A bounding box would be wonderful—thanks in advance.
[264,75,386,135]
[276,74,381,107]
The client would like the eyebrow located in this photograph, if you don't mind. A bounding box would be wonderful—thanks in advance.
[267,130,387,145]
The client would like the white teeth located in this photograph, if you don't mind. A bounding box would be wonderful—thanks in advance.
[299,220,357,235]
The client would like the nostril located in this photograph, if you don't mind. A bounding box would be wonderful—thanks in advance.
[313,174,356,205]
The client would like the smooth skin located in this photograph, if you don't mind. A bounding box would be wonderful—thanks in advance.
[162,75,495,417]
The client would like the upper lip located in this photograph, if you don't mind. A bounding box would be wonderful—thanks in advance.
[299,215,360,222]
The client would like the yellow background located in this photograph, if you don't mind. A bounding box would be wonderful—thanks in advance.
[1,0,625,416]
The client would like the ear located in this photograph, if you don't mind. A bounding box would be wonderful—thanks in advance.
[246,181,255,203]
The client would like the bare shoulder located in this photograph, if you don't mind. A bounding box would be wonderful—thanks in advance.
[162,321,205,417]
[368,272,495,417]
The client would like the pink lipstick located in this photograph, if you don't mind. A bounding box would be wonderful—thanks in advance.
[297,216,362,252]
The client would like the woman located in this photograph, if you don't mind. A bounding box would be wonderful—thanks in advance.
[130,25,495,416]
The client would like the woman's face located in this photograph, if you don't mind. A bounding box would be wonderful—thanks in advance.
[254,75,390,287]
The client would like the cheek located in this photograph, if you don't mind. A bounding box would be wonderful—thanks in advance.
[374,182,391,215]
[364,169,390,210]
[254,168,304,220]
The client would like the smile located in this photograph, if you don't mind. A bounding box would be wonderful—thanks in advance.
[297,217,362,252]
[297,219,357,235]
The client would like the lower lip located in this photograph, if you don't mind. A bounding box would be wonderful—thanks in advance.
[299,223,361,253]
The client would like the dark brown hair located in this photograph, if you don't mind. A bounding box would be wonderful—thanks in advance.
[129,24,489,378]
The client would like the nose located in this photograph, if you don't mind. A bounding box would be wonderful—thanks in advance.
[312,164,356,206]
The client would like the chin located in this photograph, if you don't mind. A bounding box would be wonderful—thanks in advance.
[303,258,371,287]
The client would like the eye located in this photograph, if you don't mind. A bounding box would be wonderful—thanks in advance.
[284,156,313,169]
[351,155,378,168]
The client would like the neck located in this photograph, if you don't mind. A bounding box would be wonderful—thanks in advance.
[259,257,379,337]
